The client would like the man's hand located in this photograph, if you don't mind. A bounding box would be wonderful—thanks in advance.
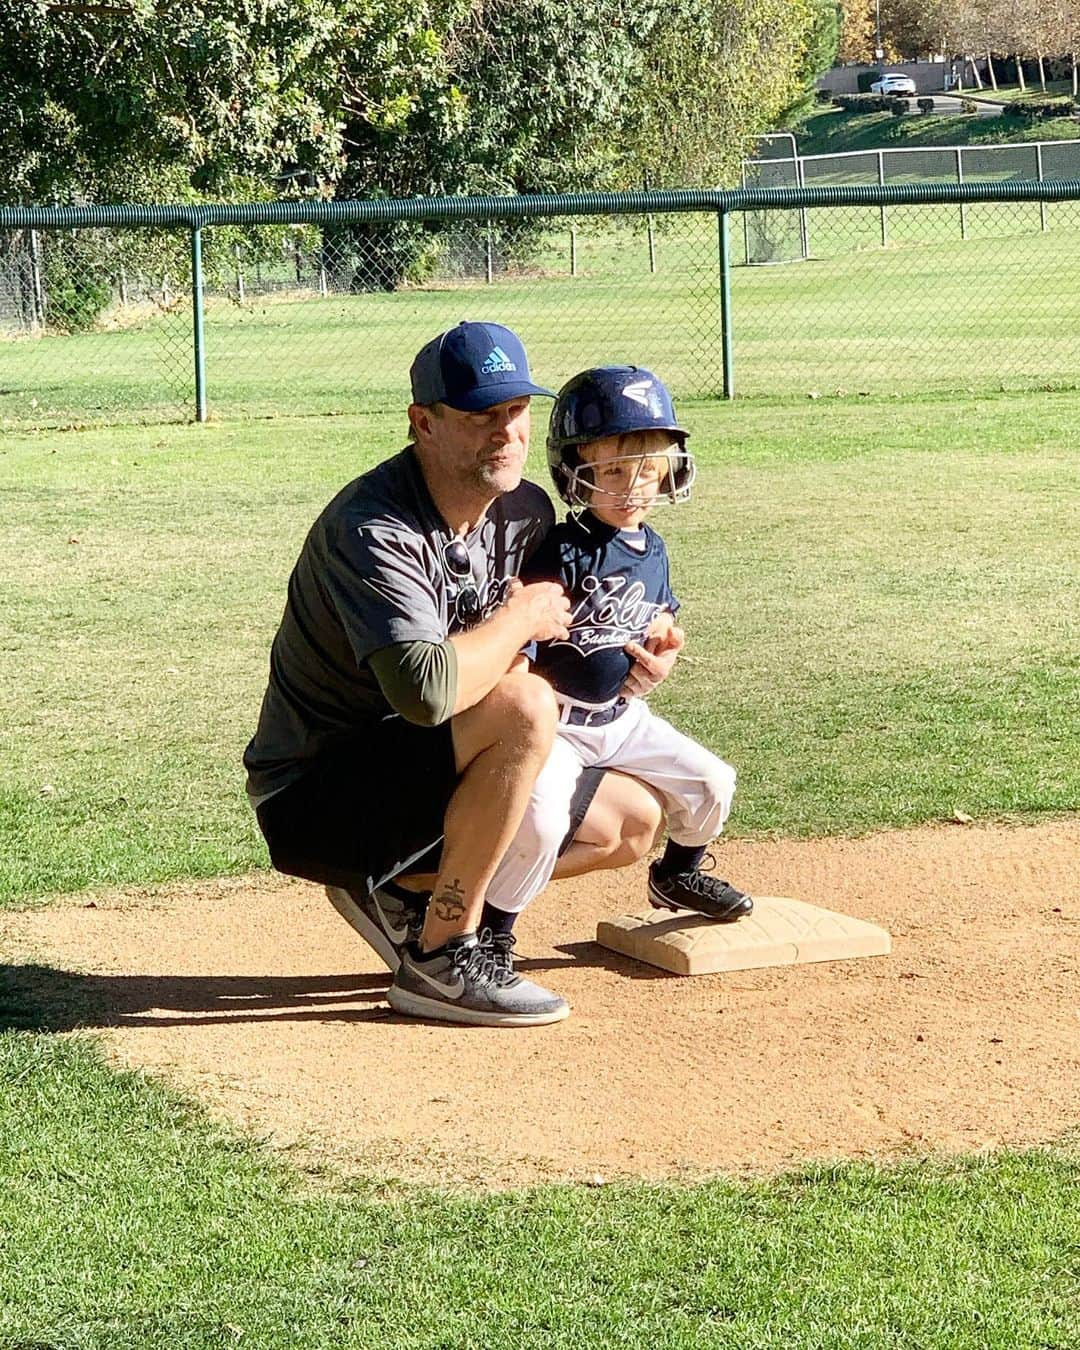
[621,615,685,699]
[503,578,571,643]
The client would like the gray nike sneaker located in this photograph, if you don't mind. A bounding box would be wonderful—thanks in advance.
[387,933,569,1027]
[324,882,428,971]
[482,928,518,982]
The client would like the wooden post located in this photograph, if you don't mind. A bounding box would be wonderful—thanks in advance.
[234,244,245,304]
[570,226,577,277]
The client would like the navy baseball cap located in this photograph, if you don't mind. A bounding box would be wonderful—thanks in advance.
[410,321,555,412]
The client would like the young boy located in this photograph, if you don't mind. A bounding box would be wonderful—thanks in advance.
[477,365,752,943]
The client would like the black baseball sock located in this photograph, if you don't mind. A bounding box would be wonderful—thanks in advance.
[480,902,519,936]
[655,841,707,878]
[415,930,474,959]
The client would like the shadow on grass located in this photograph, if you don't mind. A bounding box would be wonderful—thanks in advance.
[0,963,394,1032]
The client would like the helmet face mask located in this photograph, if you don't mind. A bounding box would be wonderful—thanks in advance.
[547,365,695,511]
[560,447,696,511]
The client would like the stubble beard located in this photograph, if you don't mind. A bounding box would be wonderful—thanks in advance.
[473,453,524,497]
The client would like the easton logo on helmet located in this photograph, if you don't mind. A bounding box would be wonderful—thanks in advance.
[481,346,517,375]
[622,380,654,407]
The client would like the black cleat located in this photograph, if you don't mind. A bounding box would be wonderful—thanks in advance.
[647,858,752,922]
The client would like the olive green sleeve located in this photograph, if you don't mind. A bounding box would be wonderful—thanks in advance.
[367,639,459,727]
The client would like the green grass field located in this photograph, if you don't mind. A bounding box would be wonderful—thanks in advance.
[3,390,1077,904]
[1,1035,1077,1349]
[3,362,1079,1341]
[796,101,1080,159]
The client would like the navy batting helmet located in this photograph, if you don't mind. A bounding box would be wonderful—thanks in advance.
[546,365,695,509]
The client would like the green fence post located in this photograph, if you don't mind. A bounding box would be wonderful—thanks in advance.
[718,208,734,400]
[955,147,968,242]
[191,225,207,422]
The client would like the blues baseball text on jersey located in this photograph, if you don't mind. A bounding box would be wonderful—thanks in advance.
[523,511,678,706]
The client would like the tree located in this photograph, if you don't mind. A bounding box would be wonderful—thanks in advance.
[882,0,954,56]
[626,0,816,188]
[0,0,450,204]
[328,0,819,286]
[773,0,841,127]
[1036,0,1080,94]
[838,0,878,63]
[2,0,823,300]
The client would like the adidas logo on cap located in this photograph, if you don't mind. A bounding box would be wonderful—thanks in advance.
[481,345,517,375]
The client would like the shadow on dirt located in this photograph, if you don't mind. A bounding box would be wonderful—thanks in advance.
[0,964,393,1033]
[1,939,670,1033]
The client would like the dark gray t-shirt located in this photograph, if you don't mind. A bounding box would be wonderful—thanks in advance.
[243,447,554,801]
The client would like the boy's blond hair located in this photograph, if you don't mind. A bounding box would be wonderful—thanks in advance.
[580,429,681,494]
[579,428,681,465]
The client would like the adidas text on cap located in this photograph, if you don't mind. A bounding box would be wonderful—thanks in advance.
[409,321,556,413]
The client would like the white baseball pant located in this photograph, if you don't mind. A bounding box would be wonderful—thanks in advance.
[484,696,736,914]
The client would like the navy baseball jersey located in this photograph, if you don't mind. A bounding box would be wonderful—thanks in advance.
[523,511,679,704]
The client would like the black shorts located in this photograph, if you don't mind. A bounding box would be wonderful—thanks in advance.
[255,716,603,895]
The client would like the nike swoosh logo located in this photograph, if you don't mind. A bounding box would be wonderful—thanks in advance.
[411,963,466,1000]
[374,897,411,944]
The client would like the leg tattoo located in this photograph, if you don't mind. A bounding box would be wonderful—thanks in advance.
[432,878,467,923]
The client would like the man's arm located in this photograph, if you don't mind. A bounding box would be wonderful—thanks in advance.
[448,580,568,714]
[368,580,569,725]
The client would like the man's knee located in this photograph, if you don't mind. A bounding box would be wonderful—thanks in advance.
[485,671,558,749]
[453,670,558,772]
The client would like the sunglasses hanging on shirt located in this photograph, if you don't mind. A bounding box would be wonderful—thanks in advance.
[441,537,483,630]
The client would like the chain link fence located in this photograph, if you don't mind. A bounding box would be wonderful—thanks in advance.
[2,171,1080,427]
[742,136,1080,262]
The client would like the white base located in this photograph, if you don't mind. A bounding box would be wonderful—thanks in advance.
[596,897,891,976]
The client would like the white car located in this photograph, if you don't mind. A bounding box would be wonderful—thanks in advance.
[870,73,917,96]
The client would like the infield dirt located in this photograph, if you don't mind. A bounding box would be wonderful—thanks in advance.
[3,817,1078,1188]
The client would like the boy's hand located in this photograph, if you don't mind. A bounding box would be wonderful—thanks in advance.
[644,611,677,653]
[621,622,684,699]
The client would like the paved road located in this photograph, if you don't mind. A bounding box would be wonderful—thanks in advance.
[899,95,1002,117]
